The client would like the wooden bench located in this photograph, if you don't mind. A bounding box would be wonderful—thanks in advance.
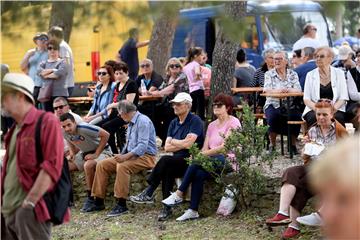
[287,120,307,134]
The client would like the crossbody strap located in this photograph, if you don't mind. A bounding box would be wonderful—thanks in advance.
[35,112,47,165]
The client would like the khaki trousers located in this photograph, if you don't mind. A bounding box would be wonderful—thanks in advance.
[92,154,155,199]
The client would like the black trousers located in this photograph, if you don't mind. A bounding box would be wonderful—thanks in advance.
[147,155,189,199]
[154,103,176,146]
[190,89,205,120]
[97,110,126,154]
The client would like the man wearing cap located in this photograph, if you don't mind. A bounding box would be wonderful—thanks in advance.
[1,73,67,239]
[48,26,75,96]
[332,45,356,72]
[130,92,204,221]
[84,100,157,217]
[20,32,49,107]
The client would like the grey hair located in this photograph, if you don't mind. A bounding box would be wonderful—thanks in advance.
[262,48,276,58]
[275,50,289,65]
[302,47,315,59]
[117,100,137,114]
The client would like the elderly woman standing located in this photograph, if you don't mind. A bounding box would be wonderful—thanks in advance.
[303,46,348,127]
[38,39,68,112]
[20,32,49,108]
[84,65,116,125]
[266,101,347,239]
[150,57,189,144]
[162,94,241,221]
[263,50,302,153]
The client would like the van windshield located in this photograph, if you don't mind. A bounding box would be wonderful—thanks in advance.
[262,11,329,51]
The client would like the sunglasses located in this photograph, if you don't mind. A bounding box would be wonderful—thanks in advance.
[316,54,327,59]
[54,105,67,110]
[169,64,181,69]
[171,102,185,107]
[318,99,332,103]
[37,37,48,41]
[140,63,151,68]
[97,71,108,76]
[212,103,224,108]
[47,46,58,51]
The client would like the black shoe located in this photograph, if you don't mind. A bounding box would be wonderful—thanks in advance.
[84,200,105,213]
[80,197,95,212]
[291,145,298,155]
[107,204,128,217]
[158,206,172,221]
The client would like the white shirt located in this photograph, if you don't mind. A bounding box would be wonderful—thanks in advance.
[59,40,75,88]
[293,37,321,52]
[346,67,360,101]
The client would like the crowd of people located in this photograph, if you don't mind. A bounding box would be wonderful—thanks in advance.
[1,24,360,240]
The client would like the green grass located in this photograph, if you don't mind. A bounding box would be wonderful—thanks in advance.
[52,204,321,240]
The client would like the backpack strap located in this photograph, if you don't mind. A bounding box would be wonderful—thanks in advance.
[35,112,47,165]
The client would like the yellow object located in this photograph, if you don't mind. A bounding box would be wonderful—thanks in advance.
[1,2,152,83]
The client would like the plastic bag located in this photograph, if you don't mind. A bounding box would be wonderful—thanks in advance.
[216,185,237,216]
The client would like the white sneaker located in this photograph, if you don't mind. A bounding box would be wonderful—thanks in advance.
[297,212,323,226]
[162,192,183,206]
[176,209,199,221]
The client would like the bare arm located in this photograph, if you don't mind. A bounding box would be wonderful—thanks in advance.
[136,40,150,48]
[232,77,237,88]
[304,99,316,111]
[169,134,198,149]
[126,93,136,103]
[20,49,36,73]
[22,170,52,207]
[333,100,345,111]
[84,128,110,160]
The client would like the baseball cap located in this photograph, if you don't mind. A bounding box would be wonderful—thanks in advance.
[338,45,355,60]
[170,92,192,103]
[33,32,49,42]
[2,73,35,104]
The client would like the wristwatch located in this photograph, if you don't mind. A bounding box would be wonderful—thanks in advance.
[23,199,36,208]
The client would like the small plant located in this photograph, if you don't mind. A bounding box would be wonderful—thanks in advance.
[187,103,275,208]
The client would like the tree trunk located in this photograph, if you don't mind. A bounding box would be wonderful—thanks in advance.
[334,5,344,39]
[49,1,75,42]
[147,4,180,77]
[210,2,247,99]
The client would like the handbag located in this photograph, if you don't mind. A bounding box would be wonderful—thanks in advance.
[37,82,53,103]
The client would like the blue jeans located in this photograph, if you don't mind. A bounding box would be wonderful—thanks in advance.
[178,155,225,211]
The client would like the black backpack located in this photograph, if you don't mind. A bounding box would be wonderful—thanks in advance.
[35,112,72,225]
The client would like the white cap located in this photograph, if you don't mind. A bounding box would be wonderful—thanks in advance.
[170,92,192,103]
[2,73,35,104]
[338,45,355,60]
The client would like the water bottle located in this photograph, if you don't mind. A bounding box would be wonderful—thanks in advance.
[140,79,147,95]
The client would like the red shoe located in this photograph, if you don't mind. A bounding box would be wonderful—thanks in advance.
[266,213,291,226]
[282,227,300,239]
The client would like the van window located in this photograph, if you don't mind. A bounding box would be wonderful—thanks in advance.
[262,11,329,51]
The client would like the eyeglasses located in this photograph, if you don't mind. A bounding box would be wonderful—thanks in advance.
[97,71,108,76]
[169,64,181,69]
[212,103,224,108]
[315,54,327,59]
[140,63,151,68]
[47,46,58,51]
[54,105,67,110]
[318,99,332,103]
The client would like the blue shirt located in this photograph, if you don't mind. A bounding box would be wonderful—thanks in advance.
[294,60,317,90]
[28,49,48,87]
[89,82,116,117]
[167,112,204,157]
[122,111,157,156]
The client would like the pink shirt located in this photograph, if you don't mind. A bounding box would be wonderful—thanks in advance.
[206,116,241,149]
[183,61,204,93]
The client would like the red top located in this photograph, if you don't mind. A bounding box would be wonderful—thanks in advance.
[1,106,70,223]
